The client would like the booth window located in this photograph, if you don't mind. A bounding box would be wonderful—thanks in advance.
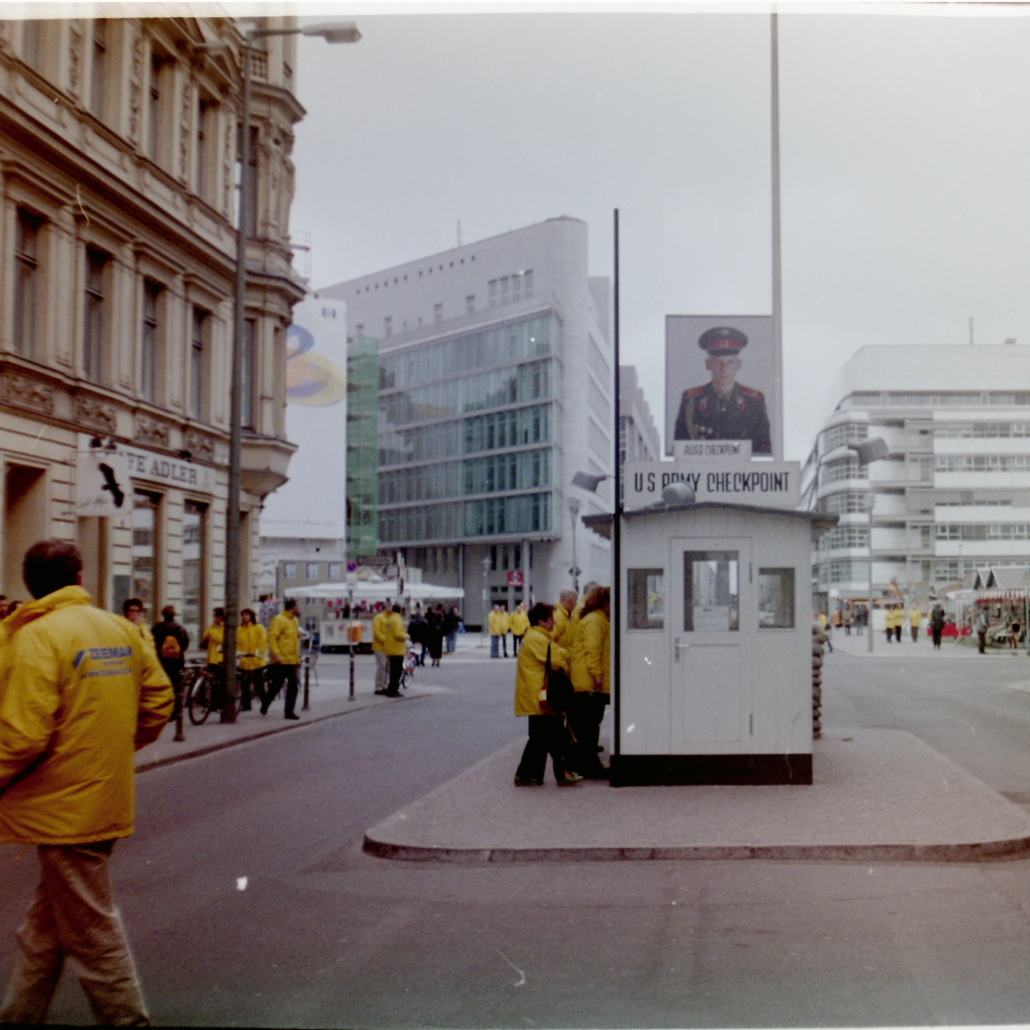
[683,551,739,632]
[758,568,795,629]
[628,568,664,630]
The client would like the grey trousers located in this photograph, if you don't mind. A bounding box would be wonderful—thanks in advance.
[374,651,389,692]
[1,840,149,1026]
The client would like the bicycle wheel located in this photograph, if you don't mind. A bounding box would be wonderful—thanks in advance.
[400,662,413,690]
[187,671,215,725]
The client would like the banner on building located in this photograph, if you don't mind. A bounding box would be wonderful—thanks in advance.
[261,294,348,539]
[665,315,779,460]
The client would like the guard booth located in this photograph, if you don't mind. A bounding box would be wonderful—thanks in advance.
[590,471,835,786]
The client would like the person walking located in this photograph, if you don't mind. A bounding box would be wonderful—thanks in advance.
[443,605,461,653]
[509,602,529,655]
[0,540,173,1025]
[151,605,189,716]
[372,604,390,695]
[383,604,409,696]
[513,603,583,787]
[425,605,444,667]
[975,606,990,655]
[930,602,946,649]
[237,608,268,712]
[200,607,226,705]
[909,606,923,643]
[568,586,611,779]
[262,598,302,718]
[489,603,509,658]
[122,598,157,655]
[893,605,903,643]
[408,607,428,666]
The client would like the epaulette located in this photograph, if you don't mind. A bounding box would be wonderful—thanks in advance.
[682,385,706,400]
[739,385,765,400]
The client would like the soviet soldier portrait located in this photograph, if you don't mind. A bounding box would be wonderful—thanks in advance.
[673,326,772,454]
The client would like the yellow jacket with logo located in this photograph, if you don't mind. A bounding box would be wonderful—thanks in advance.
[488,609,510,636]
[202,622,224,664]
[0,586,173,845]
[268,611,301,664]
[570,608,611,694]
[383,612,409,657]
[237,622,268,670]
[514,625,570,716]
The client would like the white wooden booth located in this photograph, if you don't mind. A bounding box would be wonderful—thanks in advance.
[605,501,834,786]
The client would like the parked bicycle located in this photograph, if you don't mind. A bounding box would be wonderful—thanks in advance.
[181,656,266,724]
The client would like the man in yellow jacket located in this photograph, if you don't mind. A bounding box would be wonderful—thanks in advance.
[383,604,409,697]
[0,540,172,1024]
[261,598,302,719]
[488,603,510,658]
[509,602,529,655]
[551,589,578,650]
[513,603,583,786]
[372,604,390,694]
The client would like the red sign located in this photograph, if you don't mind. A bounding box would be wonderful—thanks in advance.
[507,571,524,587]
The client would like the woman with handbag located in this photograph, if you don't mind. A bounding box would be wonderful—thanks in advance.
[513,603,583,787]
[568,586,611,779]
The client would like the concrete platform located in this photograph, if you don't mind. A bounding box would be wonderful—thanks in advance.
[363,728,1030,864]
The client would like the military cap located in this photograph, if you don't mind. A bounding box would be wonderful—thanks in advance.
[698,327,748,356]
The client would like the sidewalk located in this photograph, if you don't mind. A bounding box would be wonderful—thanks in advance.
[830,629,1030,659]
[135,633,494,772]
[363,728,1030,864]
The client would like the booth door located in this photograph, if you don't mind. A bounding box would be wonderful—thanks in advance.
[669,537,754,750]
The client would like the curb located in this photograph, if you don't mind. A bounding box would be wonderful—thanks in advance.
[361,833,1030,865]
[136,691,426,774]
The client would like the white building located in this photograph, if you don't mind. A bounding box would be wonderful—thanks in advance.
[320,216,614,625]
[803,343,1030,601]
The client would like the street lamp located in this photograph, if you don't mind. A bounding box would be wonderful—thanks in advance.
[222,19,360,722]
[848,437,889,655]
[568,497,581,593]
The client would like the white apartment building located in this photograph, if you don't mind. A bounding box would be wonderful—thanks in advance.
[320,216,614,625]
[0,16,305,638]
[803,344,1030,601]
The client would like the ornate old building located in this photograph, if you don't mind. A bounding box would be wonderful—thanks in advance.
[0,15,305,639]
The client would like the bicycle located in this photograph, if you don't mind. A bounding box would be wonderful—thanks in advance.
[181,659,218,726]
[399,645,417,690]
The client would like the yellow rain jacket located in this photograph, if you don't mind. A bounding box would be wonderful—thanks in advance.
[514,625,570,716]
[237,622,268,670]
[383,612,409,657]
[0,586,173,845]
[488,608,510,636]
[268,611,301,664]
[551,603,575,650]
[202,622,224,665]
[372,610,388,653]
[509,608,530,637]
[570,608,611,694]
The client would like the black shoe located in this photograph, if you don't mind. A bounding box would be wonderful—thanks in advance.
[385,690,400,697]
[259,700,270,715]
[284,712,300,720]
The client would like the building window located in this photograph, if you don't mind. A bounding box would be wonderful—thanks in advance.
[384,316,393,339]
[306,562,319,580]
[91,20,108,119]
[14,209,42,359]
[84,247,109,383]
[182,499,207,642]
[328,562,341,579]
[196,97,216,200]
[141,280,163,403]
[132,491,161,615]
[466,295,475,315]
[147,52,169,163]
[190,307,208,420]
[284,562,297,580]
[434,303,443,325]
[241,318,257,429]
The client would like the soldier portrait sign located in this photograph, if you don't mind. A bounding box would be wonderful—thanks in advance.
[665,315,779,460]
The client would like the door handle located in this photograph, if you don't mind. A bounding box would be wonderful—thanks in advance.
[674,637,690,662]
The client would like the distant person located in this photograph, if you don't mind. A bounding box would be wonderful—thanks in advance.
[568,586,611,779]
[122,597,157,654]
[408,607,428,666]
[930,603,946,650]
[975,607,990,655]
[489,603,510,658]
[0,540,172,1024]
[443,605,461,653]
[513,603,583,787]
[425,605,444,667]
[510,602,529,655]
[383,604,409,697]
[673,327,771,453]
[909,606,923,643]
[237,607,268,711]
[201,607,226,703]
[262,598,302,718]
[372,603,390,695]
[552,590,578,650]
[152,604,190,705]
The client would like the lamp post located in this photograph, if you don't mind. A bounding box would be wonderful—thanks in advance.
[221,19,360,722]
[848,437,889,655]
[568,498,581,593]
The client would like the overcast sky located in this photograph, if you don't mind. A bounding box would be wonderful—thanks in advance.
[287,2,1030,461]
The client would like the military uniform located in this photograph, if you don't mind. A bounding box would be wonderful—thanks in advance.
[674,381,771,453]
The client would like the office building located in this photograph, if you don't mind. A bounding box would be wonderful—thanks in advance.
[321,216,615,625]
[803,344,1030,601]
[0,16,305,638]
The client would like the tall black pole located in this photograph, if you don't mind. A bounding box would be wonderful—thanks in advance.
[612,208,621,766]
[771,10,783,460]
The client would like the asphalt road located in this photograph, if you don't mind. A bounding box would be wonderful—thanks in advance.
[5,648,1030,1027]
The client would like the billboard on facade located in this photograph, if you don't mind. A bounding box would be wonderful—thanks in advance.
[665,315,779,460]
[261,294,348,538]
